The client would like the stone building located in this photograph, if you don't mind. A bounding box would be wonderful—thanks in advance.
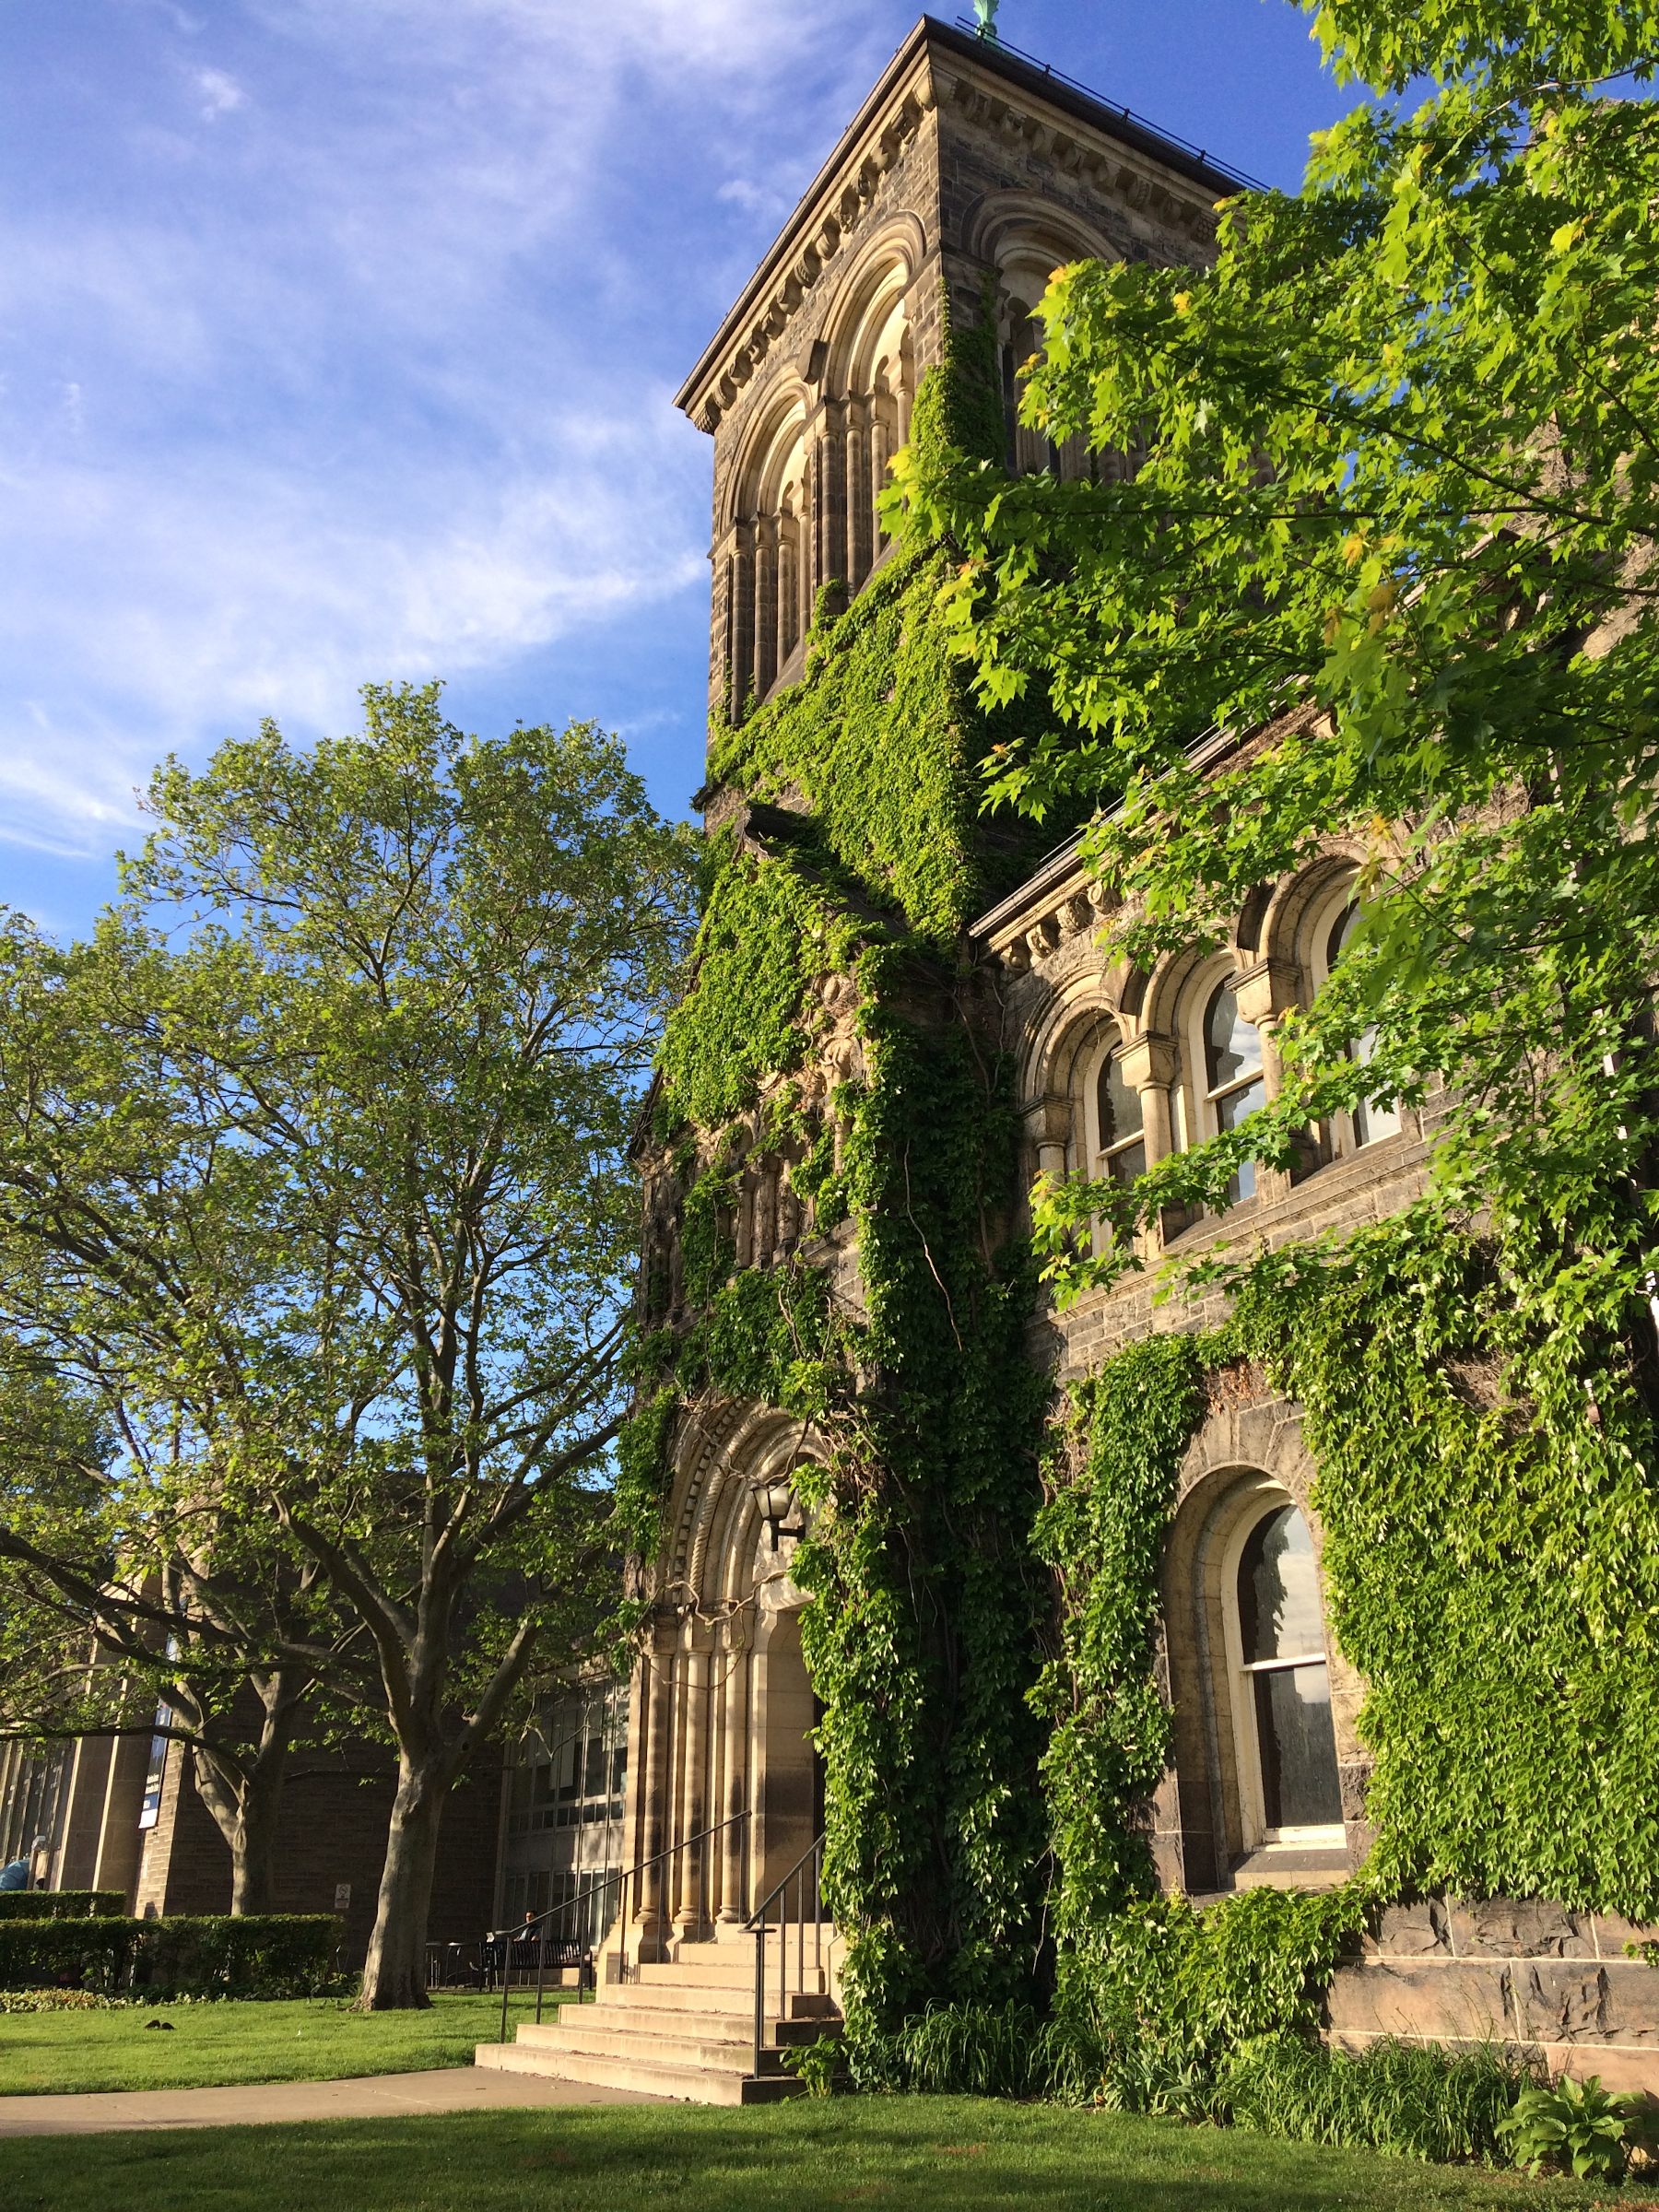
[0,1711,498,1962]
[476,16,1659,2106]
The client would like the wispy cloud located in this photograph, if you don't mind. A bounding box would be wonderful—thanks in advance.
[0,0,891,874]
[194,66,245,118]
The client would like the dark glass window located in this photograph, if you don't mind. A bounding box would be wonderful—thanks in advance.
[1237,1505,1342,1832]
[1324,907,1401,1147]
[1205,982,1265,1200]
[136,1706,171,1832]
[1096,1046,1147,1187]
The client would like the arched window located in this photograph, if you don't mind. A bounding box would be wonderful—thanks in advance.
[1324,907,1401,1147]
[1094,1045,1146,1187]
[1204,982,1265,1201]
[1236,1505,1343,1838]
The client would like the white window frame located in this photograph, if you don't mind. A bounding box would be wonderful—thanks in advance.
[1218,1498,1346,1852]
[1307,878,1403,1155]
[1184,960,1266,1206]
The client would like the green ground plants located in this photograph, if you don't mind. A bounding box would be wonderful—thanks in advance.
[0,2098,1641,2212]
[0,1990,566,2096]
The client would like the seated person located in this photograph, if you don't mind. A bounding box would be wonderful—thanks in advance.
[0,1835,48,1891]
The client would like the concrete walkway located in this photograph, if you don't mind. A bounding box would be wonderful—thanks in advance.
[0,2065,672,2136]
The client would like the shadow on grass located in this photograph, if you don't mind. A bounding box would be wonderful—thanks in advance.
[0,2097,1630,2212]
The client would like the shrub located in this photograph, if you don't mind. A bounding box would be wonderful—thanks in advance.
[1496,2072,1659,2183]
[0,1988,131,2012]
[128,1914,340,1999]
[895,2002,1047,2099]
[1222,2035,1529,2164]
[0,1890,125,1921]
[778,2033,844,2098]
[0,1917,131,1992]
[0,1913,340,1998]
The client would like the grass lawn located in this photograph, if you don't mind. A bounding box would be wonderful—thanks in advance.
[0,1989,569,2096]
[0,2097,1648,2212]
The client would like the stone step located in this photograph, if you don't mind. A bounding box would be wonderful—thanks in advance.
[476,2038,803,2106]
[512,2009,838,2062]
[632,1953,836,1993]
[602,1980,839,2019]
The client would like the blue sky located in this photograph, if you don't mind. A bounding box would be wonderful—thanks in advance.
[2,2,1345,937]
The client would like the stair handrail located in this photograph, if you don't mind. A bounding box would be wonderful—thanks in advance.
[496,1805,750,2042]
[742,1830,828,2080]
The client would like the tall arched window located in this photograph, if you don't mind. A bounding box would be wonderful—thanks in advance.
[1095,1044,1146,1187]
[1324,907,1401,1147]
[1236,1504,1342,1837]
[1205,982,1265,1201]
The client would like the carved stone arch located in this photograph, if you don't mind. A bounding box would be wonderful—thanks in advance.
[666,1400,811,1617]
[633,1397,828,1940]
[1157,1390,1370,1894]
[724,389,811,534]
[1259,848,1367,983]
[964,188,1118,303]
[818,214,927,395]
[1018,966,1134,1115]
[964,194,1124,483]
[1137,943,1213,1043]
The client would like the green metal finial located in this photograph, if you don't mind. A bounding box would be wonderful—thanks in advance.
[973,0,999,40]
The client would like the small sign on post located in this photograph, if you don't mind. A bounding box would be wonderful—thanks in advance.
[334,1883,351,1912]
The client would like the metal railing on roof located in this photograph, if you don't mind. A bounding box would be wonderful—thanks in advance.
[951,18,1270,193]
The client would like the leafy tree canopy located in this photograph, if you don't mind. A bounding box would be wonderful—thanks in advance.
[0,686,699,1997]
[891,0,1659,1382]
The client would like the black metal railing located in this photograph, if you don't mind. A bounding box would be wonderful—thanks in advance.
[745,1831,829,2079]
[494,1806,751,2043]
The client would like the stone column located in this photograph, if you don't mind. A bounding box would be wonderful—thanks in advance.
[808,399,848,605]
[754,514,779,700]
[718,1632,749,1924]
[729,521,756,718]
[674,1639,710,1938]
[1021,1094,1072,1199]
[845,397,872,588]
[635,1627,675,1938]
[1115,1034,1180,1252]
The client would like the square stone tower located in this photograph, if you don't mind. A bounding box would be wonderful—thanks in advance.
[675,14,1242,727]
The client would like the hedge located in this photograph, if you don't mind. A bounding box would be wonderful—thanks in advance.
[0,1914,341,1996]
[0,1890,125,1921]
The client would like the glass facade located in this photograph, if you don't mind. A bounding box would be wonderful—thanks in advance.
[500,1679,628,1940]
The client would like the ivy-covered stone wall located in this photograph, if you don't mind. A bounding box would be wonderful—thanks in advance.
[625,316,1065,2053]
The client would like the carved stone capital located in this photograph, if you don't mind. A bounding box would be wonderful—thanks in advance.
[1022,1092,1073,1147]
[1115,1033,1179,1093]
[1232,958,1301,1029]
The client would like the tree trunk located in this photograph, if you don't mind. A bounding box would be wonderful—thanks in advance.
[356,1750,452,2009]
[189,1740,288,1914]
[183,1674,306,1913]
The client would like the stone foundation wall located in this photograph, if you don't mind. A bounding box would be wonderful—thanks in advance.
[1326,1899,1659,2096]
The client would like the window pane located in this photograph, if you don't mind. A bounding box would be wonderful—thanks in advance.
[1098,1052,1143,1148]
[1206,983,1262,1091]
[1107,1140,1146,1187]
[1350,1026,1401,1145]
[1214,1077,1265,1136]
[1238,1504,1325,1663]
[1215,1076,1265,1201]
[1252,1663,1343,1830]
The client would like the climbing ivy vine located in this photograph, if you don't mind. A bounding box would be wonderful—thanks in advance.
[622,309,1061,2056]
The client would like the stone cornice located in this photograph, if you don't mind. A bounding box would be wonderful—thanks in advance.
[674,15,1250,437]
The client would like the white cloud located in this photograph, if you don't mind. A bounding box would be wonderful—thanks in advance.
[0,0,907,870]
[194,66,245,118]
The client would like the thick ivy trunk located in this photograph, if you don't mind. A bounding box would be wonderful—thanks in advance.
[357,1752,450,2010]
